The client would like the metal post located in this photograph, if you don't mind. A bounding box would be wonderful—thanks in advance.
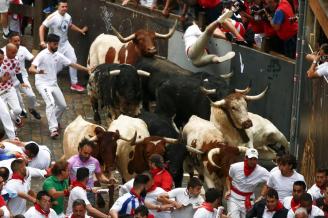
[289,0,308,158]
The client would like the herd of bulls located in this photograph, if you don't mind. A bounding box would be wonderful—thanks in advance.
[63,20,290,192]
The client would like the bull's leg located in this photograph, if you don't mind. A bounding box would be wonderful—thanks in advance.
[91,97,101,124]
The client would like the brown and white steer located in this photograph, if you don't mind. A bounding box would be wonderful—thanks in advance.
[183,115,248,191]
[88,20,177,67]
[62,115,134,171]
[205,86,289,159]
[108,115,177,182]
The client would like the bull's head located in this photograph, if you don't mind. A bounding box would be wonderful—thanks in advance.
[208,86,268,129]
[111,20,178,57]
[91,127,136,171]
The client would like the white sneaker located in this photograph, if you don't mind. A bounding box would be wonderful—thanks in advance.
[217,9,234,24]
[214,51,236,63]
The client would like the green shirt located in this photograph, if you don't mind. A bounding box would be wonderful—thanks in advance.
[42,176,69,214]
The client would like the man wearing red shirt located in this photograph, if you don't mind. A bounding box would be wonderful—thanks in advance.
[148,154,173,192]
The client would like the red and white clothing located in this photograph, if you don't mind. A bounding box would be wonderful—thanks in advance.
[0,195,10,218]
[287,205,324,218]
[151,168,173,192]
[227,161,270,218]
[66,214,91,218]
[193,203,223,218]
[267,169,305,201]
[168,188,204,218]
[24,205,58,218]
[282,196,299,210]
[308,184,325,201]
[184,24,203,54]
[145,186,171,218]
[66,182,90,215]
[0,97,16,139]
[119,178,134,197]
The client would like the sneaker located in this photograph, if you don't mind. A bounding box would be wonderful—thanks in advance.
[20,110,27,118]
[2,31,12,40]
[30,109,41,120]
[70,84,85,92]
[15,117,24,128]
[50,130,59,139]
[216,9,234,24]
[215,51,236,63]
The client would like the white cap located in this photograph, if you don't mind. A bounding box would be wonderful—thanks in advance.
[245,148,259,159]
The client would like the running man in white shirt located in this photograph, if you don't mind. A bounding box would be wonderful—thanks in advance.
[307,169,327,201]
[307,43,328,78]
[24,191,58,218]
[194,188,227,218]
[6,32,41,120]
[39,0,88,92]
[266,154,305,201]
[158,177,204,218]
[29,34,91,138]
[225,148,270,218]
[287,193,324,218]
[184,9,235,67]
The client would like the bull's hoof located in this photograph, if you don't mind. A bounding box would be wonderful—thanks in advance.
[96,194,106,208]
[94,113,101,124]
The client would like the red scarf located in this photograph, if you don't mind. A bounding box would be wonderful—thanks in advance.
[0,195,6,207]
[71,181,87,190]
[130,188,144,203]
[150,168,164,176]
[11,172,25,183]
[147,184,157,193]
[244,159,256,177]
[34,203,50,217]
[291,197,300,208]
[200,202,214,212]
[268,201,284,212]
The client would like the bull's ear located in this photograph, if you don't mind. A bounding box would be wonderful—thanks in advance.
[94,127,105,137]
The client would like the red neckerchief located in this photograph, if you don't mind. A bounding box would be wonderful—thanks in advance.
[34,203,50,217]
[72,181,87,190]
[147,184,157,193]
[244,159,256,177]
[130,188,144,203]
[268,201,284,212]
[291,197,300,208]
[200,202,214,212]
[0,195,6,207]
[11,172,25,183]
[150,168,164,176]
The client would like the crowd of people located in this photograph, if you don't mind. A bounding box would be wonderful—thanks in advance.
[0,0,327,217]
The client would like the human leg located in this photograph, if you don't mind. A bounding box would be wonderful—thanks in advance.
[227,197,244,218]
[20,78,41,119]
[52,85,67,125]
[0,96,16,139]
[5,87,23,122]
[0,0,10,37]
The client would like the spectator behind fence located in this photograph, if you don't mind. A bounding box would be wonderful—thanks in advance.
[306,44,328,79]
[283,181,306,210]
[307,169,327,201]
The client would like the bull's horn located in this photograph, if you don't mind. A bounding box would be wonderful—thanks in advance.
[128,131,137,145]
[208,148,221,168]
[200,87,216,95]
[163,137,178,145]
[186,145,204,154]
[237,146,249,153]
[220,72,233,79]
[119,131,136,143]
[111,26,136,42]
[244,86,269,101]
[89,135,98,141]
[235,86,251,94]
[137,70,150,77]
[211,99,226,107]
[109,70,121,76]
[155,19,178,39]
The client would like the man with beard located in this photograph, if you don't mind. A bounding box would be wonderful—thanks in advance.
[109,174,150,218]
[3,159,37,215]
[66,167,109,218]
[67,138,112,205]
[283,181,307,210]
[29,34,91,139]
[24,191,57,218]
[287,193,324,217]
[308,169,327,201]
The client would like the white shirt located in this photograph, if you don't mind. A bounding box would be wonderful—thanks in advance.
[119,178,134,197]
[229,162,270,200]
[308,184,324,201]
[111,192,143,215]
[168,188,204,218]
[4,177,29,215]
[184,24,202,54]
[24,206,58,218]
[145,187,171,218]
[66,186,90,215]
[287,205,324,218]
[263,206,276,218]
[28,145,51,170]
[66,214,91,218]
[0,205,10,218]
[193,207,219,218]
[2,45,34,78]
[42,11,72,45]
[32,48,71,86]
[267,169,305,201]
[282,196,294,210]
[316,62,328,77]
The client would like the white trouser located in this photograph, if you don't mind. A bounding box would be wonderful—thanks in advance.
[0,97,16,139]
[227,196,247,218]
[58,41,78,85]
[36,84,67,132]
[14,77,37,111]
[0,87,22,121]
